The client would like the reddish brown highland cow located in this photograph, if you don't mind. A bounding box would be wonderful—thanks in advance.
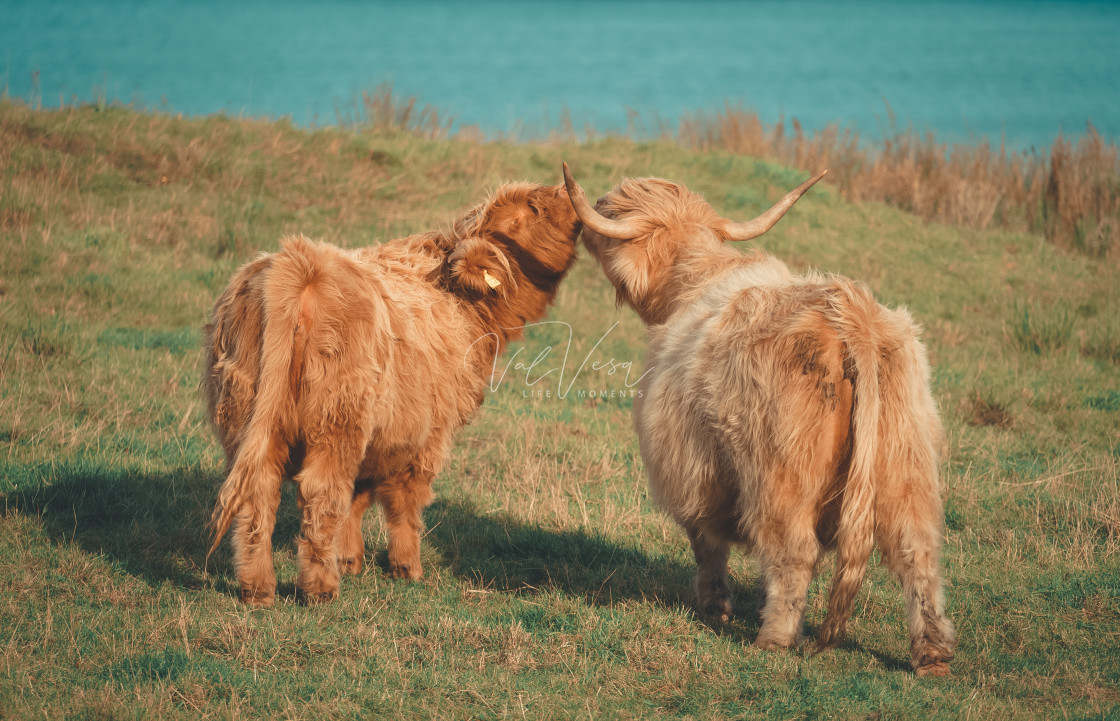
[563,163,956,675]
[202,182,581,606]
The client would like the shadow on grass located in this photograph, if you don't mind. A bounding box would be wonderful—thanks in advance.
[0,458,300,596]
[2,459,766,635]
[2,460,915,667]
[10,459,923,656]
[421,497,765,643]
[421,500,920,671]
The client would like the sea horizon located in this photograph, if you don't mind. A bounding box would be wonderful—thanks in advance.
[3,0,1117,151]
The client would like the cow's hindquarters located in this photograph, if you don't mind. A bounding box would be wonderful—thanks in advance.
[745,315,853,650]
[208,236,385,604]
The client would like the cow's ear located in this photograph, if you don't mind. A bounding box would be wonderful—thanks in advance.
[611,247,650,300]
[492,204,531,238]
[449,238,514,294]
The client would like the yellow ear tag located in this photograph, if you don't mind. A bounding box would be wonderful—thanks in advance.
[483,269,502,289]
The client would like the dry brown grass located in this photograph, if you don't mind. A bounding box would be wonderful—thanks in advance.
[678,105,1120,258]
[336,83,454,140]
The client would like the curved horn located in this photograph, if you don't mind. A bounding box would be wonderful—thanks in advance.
[724,169,828,242]
[562,162,642,240]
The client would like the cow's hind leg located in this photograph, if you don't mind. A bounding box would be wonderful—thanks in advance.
[336,480,376,576]
[231,465,284,607]
[877,489,956,676]
[686,525,732,623]
[754,516,820,650]
[294,440,362,603]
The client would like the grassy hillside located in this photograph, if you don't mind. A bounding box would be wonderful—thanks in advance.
[1,97,1118,719]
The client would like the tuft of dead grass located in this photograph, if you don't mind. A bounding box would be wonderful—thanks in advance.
[967,391,1014,429]
[337,83,454,141]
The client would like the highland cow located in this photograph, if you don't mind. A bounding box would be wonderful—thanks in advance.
[563,163,955,675]
[202,181,581,606]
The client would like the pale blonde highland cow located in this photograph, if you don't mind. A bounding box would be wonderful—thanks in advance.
[563,163,955,676]
[203,182,581,606]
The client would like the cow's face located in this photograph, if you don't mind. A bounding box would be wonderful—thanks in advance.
[448,182,581,296]
[573,175,703,313]
[580,206,665,311]
[485,182,582,279]
[563,163,826,323]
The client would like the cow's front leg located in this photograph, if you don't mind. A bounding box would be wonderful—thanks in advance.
[375,465,435,580]
[686,525,732,623]
[336,479,376,576]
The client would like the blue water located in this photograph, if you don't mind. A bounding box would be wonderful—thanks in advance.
[2,0,1118,150]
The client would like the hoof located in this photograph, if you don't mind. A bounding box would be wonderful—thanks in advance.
[388,561,423,580]
[697,596,732,624]
[754,634,797,652]
[296,588,338,605]
[239,587,276,608]
[916,661,952,678]
[338,555,363,576]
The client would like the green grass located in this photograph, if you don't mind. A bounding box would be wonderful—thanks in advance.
[1,97,1119,719]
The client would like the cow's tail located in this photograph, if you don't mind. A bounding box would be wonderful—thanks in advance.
[205,236,320,567]
[816,287,882,651]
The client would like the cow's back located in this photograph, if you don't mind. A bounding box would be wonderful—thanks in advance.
[636,268,858,547]
[350,250,489,479]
